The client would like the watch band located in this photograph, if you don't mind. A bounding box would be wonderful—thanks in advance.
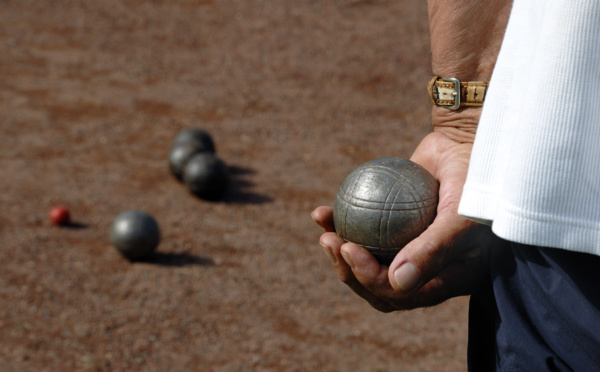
[428,76,489,110]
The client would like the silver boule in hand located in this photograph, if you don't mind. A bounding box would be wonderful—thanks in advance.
[333,157,439,265]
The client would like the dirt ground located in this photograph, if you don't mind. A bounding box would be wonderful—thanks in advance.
[0,1,471,371]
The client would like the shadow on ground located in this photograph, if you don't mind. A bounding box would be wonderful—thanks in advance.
[139,252,215,267]
[219,165,274,205]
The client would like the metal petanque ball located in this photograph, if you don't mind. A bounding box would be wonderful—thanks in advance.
[169,142,213,181]
[172,128,215,154]
[110,210,161,261]
[183,153,229,200]
[333,157,439,265]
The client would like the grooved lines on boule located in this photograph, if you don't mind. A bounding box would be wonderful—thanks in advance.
[336,163,437,248]
[380,163,424,249]
[333,157,439,264]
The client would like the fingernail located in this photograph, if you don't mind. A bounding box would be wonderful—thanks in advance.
[394,263,421,292]
[320,243,337,265]
[340,250,354,269]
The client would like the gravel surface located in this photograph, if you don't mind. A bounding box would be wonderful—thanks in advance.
[0,1,470,371]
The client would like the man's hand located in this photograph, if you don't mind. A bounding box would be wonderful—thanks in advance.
[313,0,511,311]
[313,130,499,311]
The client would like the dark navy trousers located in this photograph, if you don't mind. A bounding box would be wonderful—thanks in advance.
[468,240,600,371]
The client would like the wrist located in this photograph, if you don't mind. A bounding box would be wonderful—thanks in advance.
[426,0,511,145]
[431,106,480,144]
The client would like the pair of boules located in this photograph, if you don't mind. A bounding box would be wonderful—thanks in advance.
[168,128,215,180]
[169,128,228,200]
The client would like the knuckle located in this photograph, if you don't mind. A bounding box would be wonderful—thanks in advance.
[417,237,447,272]
[336,269,354,284]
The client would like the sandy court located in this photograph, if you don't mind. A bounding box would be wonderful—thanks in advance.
[0,1,470,371]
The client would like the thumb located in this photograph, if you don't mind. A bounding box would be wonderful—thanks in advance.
[387,212,475,293]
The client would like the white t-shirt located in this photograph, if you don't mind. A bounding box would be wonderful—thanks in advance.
[458,0,600,256]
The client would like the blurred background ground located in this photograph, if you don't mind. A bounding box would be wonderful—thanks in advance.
[0,1,470,371]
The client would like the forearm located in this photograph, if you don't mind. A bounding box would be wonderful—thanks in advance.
[315,1,514,308]
[427,0,512,142]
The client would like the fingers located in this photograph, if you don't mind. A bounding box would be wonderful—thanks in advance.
[320,232,358,284]
[311,206,335,232]
[339,242,400,312]
[318,213,485,311]
[320,232,396,312]
[320,232,343,267]
[339,242,389,289]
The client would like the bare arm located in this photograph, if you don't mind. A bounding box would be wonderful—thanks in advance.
[314,0,512,310]
[428,0,512,140]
